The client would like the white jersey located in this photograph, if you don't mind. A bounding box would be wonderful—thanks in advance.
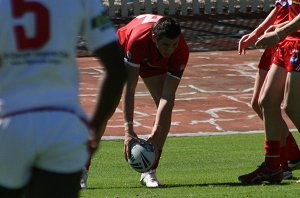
[0,0,117,118]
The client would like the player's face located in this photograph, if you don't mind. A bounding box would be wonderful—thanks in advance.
[153,36,180,57]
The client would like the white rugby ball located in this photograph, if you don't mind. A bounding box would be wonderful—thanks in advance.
[128,142,156,173]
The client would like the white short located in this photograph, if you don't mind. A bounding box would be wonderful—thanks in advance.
[0,111,89,189]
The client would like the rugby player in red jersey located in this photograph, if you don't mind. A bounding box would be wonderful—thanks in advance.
[81,14,189,188]
[119,14,189,187]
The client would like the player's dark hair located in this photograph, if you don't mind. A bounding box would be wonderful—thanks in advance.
[152,17,181,40]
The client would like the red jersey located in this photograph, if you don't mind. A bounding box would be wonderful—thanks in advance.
[258,1,288,71]
[117,14,189,79]
[275,0,289,25]
[287,0,300,38]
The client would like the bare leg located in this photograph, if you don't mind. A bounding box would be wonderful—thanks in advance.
[283,72,300,131]
[251,69,268,119]
[259,65,287,141]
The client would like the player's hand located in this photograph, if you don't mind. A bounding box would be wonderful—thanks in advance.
[238,33,257,55]
[146,136,158,150]
[124,132,139,161]
[238,34,250,54]
[124,132,148,161]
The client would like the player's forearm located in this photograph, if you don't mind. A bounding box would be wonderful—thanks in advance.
[153,98,174,131]
[253,8,277,36]
[150,98,174,149]
[277,14,300,40]
[123,88,136,135]
[152,75,179,131]
[122,63,140,134]
[123,86,135,121]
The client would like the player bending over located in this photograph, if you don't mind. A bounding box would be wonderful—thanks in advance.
[119,14,189,187]
[82,14,189,188]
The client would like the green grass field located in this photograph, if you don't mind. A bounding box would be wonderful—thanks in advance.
[80,133,300,198]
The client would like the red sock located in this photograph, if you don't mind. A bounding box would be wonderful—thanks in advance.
[280,146,288,171]
[151,149,162,170]
[286,133,300,161]
[264,140,281,170]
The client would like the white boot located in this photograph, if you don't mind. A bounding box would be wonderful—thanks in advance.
[80,168,88,189]
[140,170,164,188]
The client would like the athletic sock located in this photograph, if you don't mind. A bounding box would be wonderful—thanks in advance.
[286,133,300,161]
[265,140,281,170]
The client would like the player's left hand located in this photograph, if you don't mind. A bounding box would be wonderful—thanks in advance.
[124,133,146,161]
[146,136,159,150]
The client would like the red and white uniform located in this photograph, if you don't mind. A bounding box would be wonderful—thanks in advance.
[258,0,288,70]
[273,0,300,71]
[117,14,189,79]
[0,0,117,189]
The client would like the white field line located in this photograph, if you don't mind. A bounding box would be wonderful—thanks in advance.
[101,129,298,140]
[101,130,267,140]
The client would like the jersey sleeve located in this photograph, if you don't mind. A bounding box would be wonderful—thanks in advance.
[124,35,148,67]
[167,35,189,79]
[82,0,118,52]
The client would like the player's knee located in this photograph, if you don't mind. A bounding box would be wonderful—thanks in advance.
[165,99,175,109]
[259,96,281,111]
[251,100,261,115]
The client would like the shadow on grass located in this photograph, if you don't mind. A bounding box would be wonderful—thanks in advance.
[86,181,290,190]
[165,181,290,188]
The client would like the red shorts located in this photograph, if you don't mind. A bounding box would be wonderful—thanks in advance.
[273,40,300,72]
[139,64,167,78]
[258,47,277,71]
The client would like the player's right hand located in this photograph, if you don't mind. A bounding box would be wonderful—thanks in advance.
[124,132,139,161]
[124,132,148,162]
[238,33,258,55]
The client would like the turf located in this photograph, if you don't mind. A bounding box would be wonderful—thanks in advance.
[80,132,300,198]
